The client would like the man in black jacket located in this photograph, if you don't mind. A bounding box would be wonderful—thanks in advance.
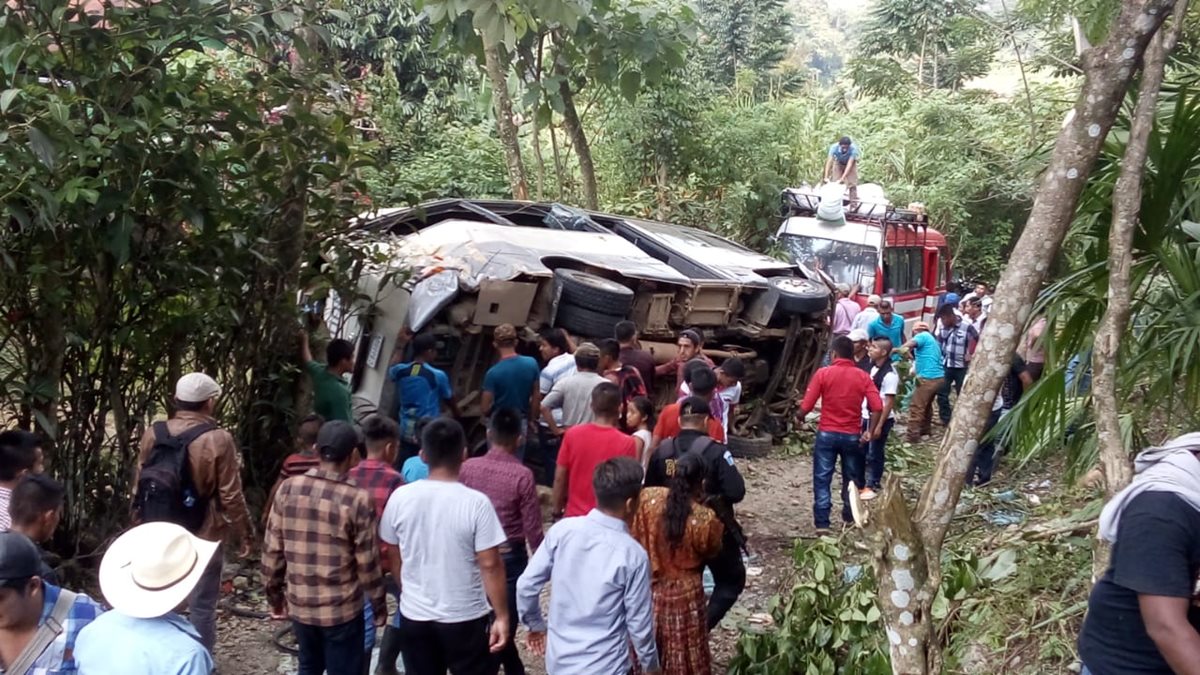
[646,396,746,629]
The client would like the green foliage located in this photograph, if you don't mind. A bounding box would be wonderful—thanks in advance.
[0,0,370,548]
[850,0,999,92]
[727,538,891,675]
[698,0,795,90]
[997,84,1200,474]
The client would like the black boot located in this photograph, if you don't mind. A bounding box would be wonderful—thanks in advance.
[375,625,402,675]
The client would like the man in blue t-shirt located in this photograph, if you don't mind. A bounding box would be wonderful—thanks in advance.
[388,332,459,462]
[898,322,945,443]
[482,324,541,443]
[868,299,906,362]
[823,135,861,201]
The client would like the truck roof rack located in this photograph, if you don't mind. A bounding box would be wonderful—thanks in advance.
[780,187,929,229]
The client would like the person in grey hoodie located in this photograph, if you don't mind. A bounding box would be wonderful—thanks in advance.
[1078,433,1200,675]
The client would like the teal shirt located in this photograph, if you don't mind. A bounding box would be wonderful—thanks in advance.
[911,332,945,380]
[868,316,906,362]
[483,355,541,417]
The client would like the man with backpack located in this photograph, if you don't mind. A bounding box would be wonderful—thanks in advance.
[645,397,747,630]
[134,372,252,653]
[388,332,460,464]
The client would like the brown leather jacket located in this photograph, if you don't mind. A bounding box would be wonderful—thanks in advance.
[137,411,252,544]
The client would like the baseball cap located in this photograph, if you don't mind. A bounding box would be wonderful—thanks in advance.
[574,342,601,360]
[913,321,931,333]
[867,294,881,307]
[0,532,45,582]
[945,293,961,306]
[848,328,870,343]
[679,396,712,418]
[316,420,361,462]
[836,283,851,294]
[175,373,221,403]
[493,324,518,344]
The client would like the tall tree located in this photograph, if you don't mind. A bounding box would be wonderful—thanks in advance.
[699,0,794,86]
[870,0,1181,672]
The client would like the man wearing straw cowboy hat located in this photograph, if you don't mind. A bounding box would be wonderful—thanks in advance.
[74,521,216,673]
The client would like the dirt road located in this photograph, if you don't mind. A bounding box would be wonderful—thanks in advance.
[214,451,817,674]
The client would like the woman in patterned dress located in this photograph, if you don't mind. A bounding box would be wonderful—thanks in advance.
[631,452,724,675]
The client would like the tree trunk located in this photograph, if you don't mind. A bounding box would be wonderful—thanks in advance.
[872,475,933,674]
[532,111,546,201]
[1090,0,1188,578]
[872,1,1180,672]
[918,33,928,88]
[483,41,529,200]
[554,60,598,209]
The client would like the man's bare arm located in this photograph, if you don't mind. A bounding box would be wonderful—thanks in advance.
[1139,594,1200,675]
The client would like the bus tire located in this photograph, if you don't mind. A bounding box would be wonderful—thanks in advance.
[770,277,830,315]
[727,432,773,459]
[556,303,626,339]
[554,269,635,316]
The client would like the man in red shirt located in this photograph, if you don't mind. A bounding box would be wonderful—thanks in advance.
[651,365,726,448]
[346,415,405,675]
[552,383,638,518]
[798,336,883,533]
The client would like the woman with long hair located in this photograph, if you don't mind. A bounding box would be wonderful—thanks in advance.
[631,452,724,675]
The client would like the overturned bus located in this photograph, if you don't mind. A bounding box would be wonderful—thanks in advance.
[323,199,832,459]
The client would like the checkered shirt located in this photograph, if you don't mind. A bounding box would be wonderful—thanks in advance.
[347,459,404,524]
[460,449,544,550]
[262,469,386,627]
[27,583,105,675]
[937,320,978,369]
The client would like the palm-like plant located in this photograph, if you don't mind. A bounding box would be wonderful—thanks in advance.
[996,81,1200,475]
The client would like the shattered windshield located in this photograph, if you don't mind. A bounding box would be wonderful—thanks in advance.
[781,235,878,288]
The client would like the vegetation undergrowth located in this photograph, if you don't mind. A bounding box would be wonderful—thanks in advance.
[729,438,1096,675]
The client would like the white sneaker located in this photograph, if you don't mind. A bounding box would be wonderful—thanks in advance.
[859,488,878,501]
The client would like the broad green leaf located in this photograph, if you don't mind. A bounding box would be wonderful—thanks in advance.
[0,88,19,113]
[27,127,58,168]
[619,69,641,102]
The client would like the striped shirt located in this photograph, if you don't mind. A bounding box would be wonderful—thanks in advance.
[937,319,978,369]
[263,469,386,626]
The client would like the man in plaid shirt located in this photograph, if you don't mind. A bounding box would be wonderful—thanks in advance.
[263,420,386,675]
[0,532,104,675]
[348,414,406,675]
[935,304,979,426]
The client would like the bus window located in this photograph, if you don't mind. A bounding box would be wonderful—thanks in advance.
[885,247,924,294]
[937,247,948,291]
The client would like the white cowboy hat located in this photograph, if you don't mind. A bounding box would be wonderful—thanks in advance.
[99,522,219,619]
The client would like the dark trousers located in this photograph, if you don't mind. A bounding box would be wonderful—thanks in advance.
[536,427,560,487]
[398,614,497,675]
[970,409,1002,485]
[187,545,222,652]
[937,367,968,424]
[862,417,895,490]
[498,548,528,675]
[706,538,746,630]
[293,616,366,675]
[812,430,865,528]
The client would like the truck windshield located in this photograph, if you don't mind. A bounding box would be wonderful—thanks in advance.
[781,235,878,288]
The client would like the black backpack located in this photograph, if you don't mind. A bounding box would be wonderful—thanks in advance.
[134,422,215,532]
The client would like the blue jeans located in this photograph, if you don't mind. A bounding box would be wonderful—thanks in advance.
[293,616,366,675]
[862,418,895,490]
[812,430,865,528]
[499,547,528,675]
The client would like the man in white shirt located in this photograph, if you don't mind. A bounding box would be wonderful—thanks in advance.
[962,283,993,318]
[860,337,899,501]
[540,343,607,436]
[850,294,881,334]
[536,328,576,484]
[380,418,510,675]
[517,457,660,675]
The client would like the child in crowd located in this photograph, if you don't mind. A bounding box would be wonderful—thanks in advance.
[400,417,433,482]
[263,414,324,523]
[628,396,656,469]
[715,359,745,435]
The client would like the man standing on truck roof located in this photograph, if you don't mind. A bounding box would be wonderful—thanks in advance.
[823,136,860,202]
[482,324,541,455]
[389,331,461,464]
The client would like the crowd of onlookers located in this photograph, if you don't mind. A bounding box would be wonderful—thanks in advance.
[0,278,1070,675]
